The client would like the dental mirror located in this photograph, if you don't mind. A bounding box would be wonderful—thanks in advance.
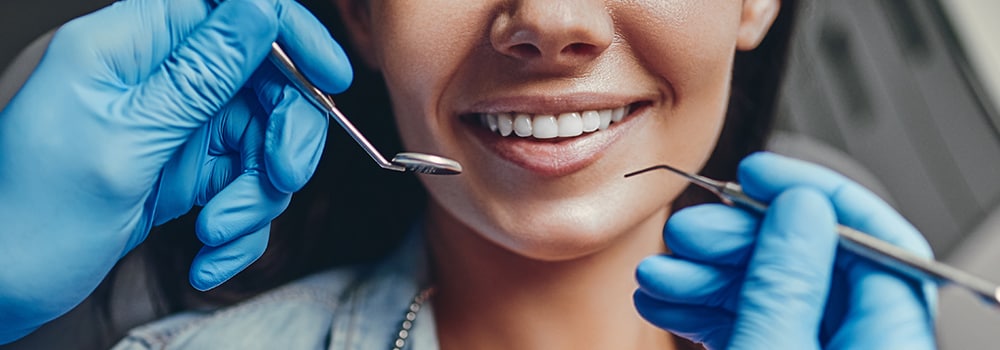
[207,0,463,176]
[391,153,463,175]
[267,43,463,176]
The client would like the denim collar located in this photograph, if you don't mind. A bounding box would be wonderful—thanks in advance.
[328,223,439,350]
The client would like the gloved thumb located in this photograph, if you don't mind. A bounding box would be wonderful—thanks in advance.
[127,0,279,142]
[727,187,838,350]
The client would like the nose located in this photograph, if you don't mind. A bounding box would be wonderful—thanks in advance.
[490,0,614,70]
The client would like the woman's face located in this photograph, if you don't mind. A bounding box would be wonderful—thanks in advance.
[337,0,779,260]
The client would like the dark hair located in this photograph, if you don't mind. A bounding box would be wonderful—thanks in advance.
[141,0,800,311]
[675,0,800,209]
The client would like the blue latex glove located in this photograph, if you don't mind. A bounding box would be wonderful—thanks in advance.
[0,0,351,343]
[634,152,936,349]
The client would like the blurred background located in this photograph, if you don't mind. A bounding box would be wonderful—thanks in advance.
[1,0,999,348]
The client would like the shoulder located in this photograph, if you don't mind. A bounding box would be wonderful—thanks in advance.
[111,266,369,350]
[111,230,437,350]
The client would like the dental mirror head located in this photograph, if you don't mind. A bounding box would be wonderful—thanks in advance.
[391,152,463,175]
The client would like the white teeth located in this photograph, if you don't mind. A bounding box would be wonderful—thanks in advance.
[557,112,583,137]
[598,109,612,130]
[581,110,600,132]
[514,113,533,137]
[479,104,634,139]
[487,113,499,132]
[498,113,514,136]
[611,106,626,122]
[533,115,559,139]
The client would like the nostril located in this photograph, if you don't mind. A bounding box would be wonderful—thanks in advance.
[561,43,599,56]
[508,43,542,59]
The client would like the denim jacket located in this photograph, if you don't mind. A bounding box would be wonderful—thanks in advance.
[111,232,439,350]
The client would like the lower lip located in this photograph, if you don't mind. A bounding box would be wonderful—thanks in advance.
[463,105,649,177]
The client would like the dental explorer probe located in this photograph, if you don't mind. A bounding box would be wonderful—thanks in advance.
[625,164,1000,306]
[209,0,462,175]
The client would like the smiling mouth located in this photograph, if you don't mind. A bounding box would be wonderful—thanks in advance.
[463,102,649,140]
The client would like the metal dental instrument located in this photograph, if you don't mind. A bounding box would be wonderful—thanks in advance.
[207,0,461,175]
[625,164,1000,306]
[267,44,462,175]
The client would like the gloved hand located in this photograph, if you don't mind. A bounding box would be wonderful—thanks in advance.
[0,0,351,343]
[634,152,936,349]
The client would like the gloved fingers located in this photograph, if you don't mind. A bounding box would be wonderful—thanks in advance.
[738,152,931,257]
[665,204,758,266]
[736,154,936,349]
[740,153,937,330]
[188,223,270,291]
[153,93,258,223]
[199,91,263,204]
[831,181,937,313]
[728,187,837,349]
[264,84,329,193]
[240,67,329,193]
[272,0,353,93]
[127,0,280,136]
[244,0,344,193]
[46,0,212,78]
[827,180,933,260]
[188,73,293,292]
[635,255,742,312]
[195,171,291,248]
[207,90,258,156]
[152,125,211,226]
[737,152,847,201]
[196,155,242,206]
[238,95,266,174]
[633,291,734,350]
[249,67,329,193]
[824,266,937,350]
[251,64,287,109]
[195,92,288,250]
[208,0,353,93]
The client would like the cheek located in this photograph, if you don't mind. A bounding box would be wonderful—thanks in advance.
[370,2,493,152]
[372,2,482,85]
[620,2,741,165]
[617,1,741,102]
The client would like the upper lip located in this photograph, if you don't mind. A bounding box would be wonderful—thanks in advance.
[455,92,659,116]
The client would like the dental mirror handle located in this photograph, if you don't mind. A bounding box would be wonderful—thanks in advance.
[267,43,405,172]
[208,0,462,174]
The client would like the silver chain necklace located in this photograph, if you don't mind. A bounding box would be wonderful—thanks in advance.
[391,287,436,350]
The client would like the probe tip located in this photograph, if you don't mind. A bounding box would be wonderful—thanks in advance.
[625,164,691,178]
[623,164,689,178]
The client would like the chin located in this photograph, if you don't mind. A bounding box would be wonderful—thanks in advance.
[422,151,683,263]
[491,210,627,262]
[468,189,672,262]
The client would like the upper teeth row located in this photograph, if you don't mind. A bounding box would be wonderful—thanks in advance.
[478,106,630,139]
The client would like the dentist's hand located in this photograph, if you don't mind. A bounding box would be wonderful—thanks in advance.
[0,0,351,343]
[634,153,936,349]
